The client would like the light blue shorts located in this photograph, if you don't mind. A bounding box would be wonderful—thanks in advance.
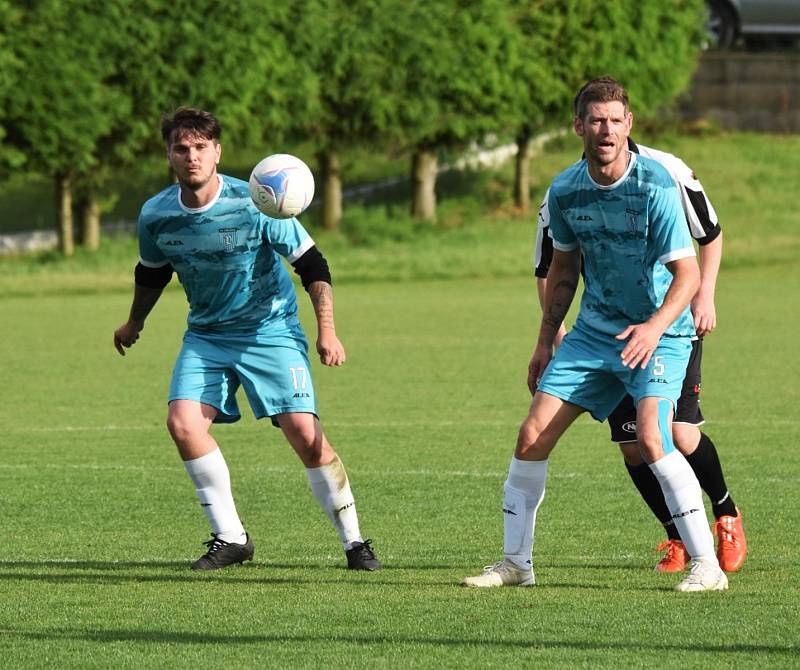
[537,325,691,421]
[169,329,317,424]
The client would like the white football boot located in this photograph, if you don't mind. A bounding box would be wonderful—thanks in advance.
[461,559,535,588]
[674,558,729,592]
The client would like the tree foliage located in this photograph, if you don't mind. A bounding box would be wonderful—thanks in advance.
[606,0,706,116]
[0,0,706,248]
[385,0,520,219]
[506,0,705,212]
[2,0,132,253]
[0,0,24,173]
[285,0,402,229]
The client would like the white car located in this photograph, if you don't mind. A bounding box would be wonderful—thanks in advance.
[707,0,800,48]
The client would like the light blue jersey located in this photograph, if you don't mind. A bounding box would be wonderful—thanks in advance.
[138,174,313,336]
[547,152,696,339]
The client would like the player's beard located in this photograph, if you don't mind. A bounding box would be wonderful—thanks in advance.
[180,169,215,193]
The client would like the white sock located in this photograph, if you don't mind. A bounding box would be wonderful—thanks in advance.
[183,449,246,544]
[503,457,548,570]
[649,450,716,562]
[307,456,362,550]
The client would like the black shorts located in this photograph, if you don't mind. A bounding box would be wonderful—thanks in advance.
[607,338,704,443]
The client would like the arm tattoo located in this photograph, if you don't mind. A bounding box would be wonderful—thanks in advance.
[542,279,577,331]
[308,281,335,331]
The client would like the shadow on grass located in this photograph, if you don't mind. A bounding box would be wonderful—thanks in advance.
[0,560,458,588]
[0,559,455,571]
[2,627,796,657]
[0,559,685,592]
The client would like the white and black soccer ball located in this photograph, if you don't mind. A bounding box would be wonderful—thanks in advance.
[248,153,315,219]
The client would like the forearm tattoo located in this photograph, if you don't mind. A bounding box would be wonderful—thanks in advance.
[308,281,335,330]
[542,279,577,332]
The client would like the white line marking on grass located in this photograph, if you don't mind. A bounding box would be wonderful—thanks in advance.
[7,425,162,433]
[352,469,614,479]
[0,463,167,471]
[0,552,654,567]
[0,461,791,485]
[0,463,294,473]
[9,417,799,435]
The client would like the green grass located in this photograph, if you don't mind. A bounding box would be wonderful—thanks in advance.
[0,261,798,668]
[1,130,798,666]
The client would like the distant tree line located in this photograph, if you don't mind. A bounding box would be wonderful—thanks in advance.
[0,0,704,255]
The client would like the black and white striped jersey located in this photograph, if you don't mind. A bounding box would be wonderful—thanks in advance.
[533,139,721,278]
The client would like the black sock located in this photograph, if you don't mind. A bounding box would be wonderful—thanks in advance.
[624,461,680,541]
[685,432,737,519]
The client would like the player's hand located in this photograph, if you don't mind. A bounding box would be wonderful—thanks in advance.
[616,322,663,370]
[691,293,717,337]
[317,330,346,366]
[114,321,143,356]
[527,344,553,395]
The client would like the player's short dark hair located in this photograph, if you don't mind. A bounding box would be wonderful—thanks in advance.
[161,107,221,146]
[573,76,629,120]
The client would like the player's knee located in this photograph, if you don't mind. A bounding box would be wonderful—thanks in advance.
[634,423,661,461]
[515,419,556,459]
[294,428,321,454]
[672,422,700,455]
[284,423,331,466]
[166,412,200,445]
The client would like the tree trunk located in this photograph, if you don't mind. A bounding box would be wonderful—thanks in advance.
[55,172,74,256]
[78,187,101,251]
[514,126,532,214]
[411,148,437,222]
[317,149,342,232]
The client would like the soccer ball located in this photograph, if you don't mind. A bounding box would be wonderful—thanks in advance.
[248,153,315,219]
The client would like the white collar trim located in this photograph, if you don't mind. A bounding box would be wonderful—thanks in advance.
[179,174,223,213]
[587,151,636,190]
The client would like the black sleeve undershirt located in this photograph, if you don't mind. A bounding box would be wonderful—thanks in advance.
[134,262,173,289]
[292,246,331,290]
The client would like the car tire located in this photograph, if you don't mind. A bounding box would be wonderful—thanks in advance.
[706,0,737,49]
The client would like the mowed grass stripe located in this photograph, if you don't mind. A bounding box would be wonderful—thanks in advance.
[0,266,797,668]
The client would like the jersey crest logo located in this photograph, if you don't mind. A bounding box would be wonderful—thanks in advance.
[626,208,640,231]
[219,227,239,252]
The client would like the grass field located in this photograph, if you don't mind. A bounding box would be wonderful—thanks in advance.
[1,258,798,667]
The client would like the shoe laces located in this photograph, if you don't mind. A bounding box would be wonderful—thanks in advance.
[201,534,230,555]
[657,539,685,559]
[681,560,710,585]
[351,538,376,558]
[713,517,739,548]
[483,560,513,575]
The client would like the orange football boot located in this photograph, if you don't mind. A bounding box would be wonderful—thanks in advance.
[654,539,689,573]
[713,508,747,572]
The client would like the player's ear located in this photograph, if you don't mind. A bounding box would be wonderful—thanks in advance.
[573,115,584,137]
[215,141,221,164]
